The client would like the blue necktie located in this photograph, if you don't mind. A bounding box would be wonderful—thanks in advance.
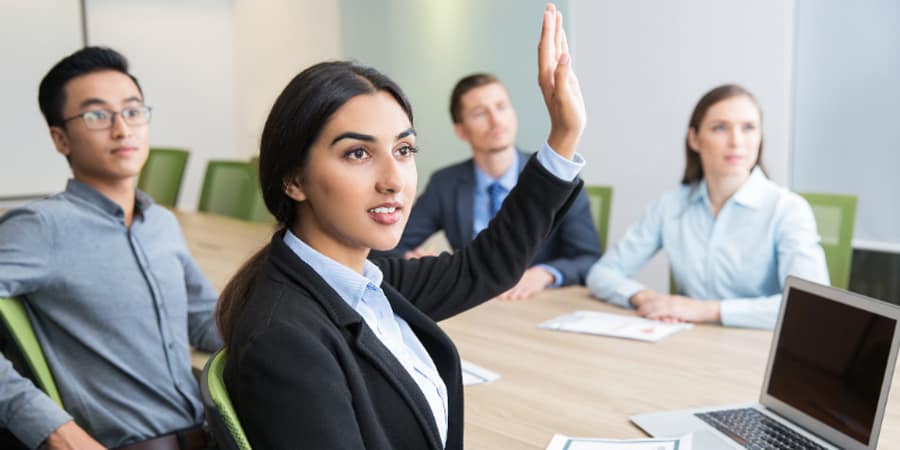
[487,182,506,218]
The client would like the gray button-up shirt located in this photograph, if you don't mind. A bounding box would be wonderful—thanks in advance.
[0,179,222,449]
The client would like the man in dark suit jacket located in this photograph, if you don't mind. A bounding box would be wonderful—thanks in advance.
[378,73,601,299]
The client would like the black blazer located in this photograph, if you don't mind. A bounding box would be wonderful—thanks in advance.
[225,157,582,449]
[373,150,601,285]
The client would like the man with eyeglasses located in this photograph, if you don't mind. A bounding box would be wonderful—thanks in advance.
[0,47,220,449]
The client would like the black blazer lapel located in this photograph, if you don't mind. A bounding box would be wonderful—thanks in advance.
[384,284,464,448]
[352,325,445,450]
[268,234,445,449]
[382,284,460,392]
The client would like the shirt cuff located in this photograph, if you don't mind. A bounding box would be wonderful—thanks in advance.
[534,264,563,288]
[610,279,647,308]
[718,295,780,329]
[7,393,72,449]
[536,141,585,182]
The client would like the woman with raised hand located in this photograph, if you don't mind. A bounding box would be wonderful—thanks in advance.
[216,4,585,449]
[587,84,828,329]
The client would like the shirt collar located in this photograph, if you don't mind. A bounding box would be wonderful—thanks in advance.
[282,229,384,309]
[689,178,709,205]
[64,179,154,221]
[689,166,767,210]
[729,166,768,209]
[473,150,519,193]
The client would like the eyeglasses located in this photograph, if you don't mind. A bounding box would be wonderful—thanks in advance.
[62,106,153,130]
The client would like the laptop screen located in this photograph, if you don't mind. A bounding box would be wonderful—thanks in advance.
[766,286,897,445]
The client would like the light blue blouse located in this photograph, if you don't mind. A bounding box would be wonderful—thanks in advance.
[586,168,829,329]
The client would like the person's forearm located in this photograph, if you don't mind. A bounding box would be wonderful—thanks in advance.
[43,421,105,450]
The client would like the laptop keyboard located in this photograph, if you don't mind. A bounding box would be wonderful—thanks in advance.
[695,408,828,450]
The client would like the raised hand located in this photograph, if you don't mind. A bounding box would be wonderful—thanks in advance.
[538,3,586,160]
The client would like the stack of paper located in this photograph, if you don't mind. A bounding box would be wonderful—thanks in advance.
[461,359,500,385]
[539,310,693,342]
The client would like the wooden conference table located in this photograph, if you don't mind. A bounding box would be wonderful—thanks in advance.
[176,210,900,449]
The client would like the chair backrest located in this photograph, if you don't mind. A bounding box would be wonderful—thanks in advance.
[137,148,190,208]
[585,185,614,252]
[198,161,255,220]
[0,297,63,407]
[201,349,252,450]
[798,192,858,289]
[246,157,274,224]
[669,270,678,295]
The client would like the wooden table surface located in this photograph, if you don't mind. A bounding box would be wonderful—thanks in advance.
[176,210,899,449]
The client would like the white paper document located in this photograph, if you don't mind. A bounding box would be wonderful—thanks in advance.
[461,359,500,385]
[538,310,693,342]
[546,433,692,450]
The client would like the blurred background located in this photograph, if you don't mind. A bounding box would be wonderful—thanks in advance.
[1,0,897,300]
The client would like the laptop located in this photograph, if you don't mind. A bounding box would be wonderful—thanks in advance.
[631,276,900,450]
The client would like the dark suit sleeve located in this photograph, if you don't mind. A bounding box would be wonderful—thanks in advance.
[534,189,602,286]
[231,326,367,449]
[373,156,581,321]
[370,175,445,258]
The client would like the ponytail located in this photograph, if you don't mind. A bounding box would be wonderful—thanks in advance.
[216,241,273,348]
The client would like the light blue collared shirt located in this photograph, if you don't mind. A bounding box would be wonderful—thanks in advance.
[473,145,585,286]
[586,168,829,329]
[283,230,450,446]
[472,152,520,236]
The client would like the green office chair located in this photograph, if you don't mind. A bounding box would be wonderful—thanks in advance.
[201,349,252,450]
[798,192,858,289]
[669,270,678,296]
[246,157,274,224]
[0,297,63,407]
[585,186,614,252]
[137,148,190,208]
[198,161,255,220]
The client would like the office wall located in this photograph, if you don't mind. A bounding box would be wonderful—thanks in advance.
[569,0,796,291]
[86,0,241,211]
[792,0,900,253]
[88,0,340,210]
[340,0,567,183]
[0,0,82,200]
[232,2,341,161]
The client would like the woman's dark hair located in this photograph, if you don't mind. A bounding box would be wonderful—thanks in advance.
[681,84,766,185]
[38,46,143,127]
[217,61,413,346]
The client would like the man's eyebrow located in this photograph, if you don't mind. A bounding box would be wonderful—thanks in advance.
[331,132,375,145]
[77,96,143,109]
[78,98,110,109]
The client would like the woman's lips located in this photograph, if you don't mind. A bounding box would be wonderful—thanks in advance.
[368,205,403,225]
